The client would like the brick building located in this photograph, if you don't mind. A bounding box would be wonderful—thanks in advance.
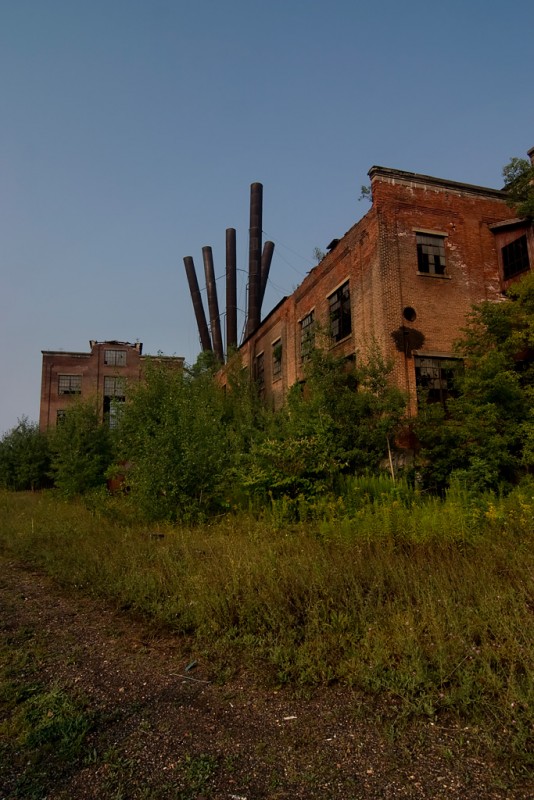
[231,158,533,413]
[39,340,184,430]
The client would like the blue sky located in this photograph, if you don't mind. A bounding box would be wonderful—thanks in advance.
[1,0,533,434]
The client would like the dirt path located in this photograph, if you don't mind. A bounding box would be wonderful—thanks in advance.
[1,558,531,799]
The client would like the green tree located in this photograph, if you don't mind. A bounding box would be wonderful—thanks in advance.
[116,358,242,521]
[49,400,114,496]
[502,156,534,219]
[0,417,51,491]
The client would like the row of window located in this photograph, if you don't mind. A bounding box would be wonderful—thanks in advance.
[58,375,125,395]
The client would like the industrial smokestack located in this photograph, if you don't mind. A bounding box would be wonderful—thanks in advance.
[226,228,237,353]
[246,182,263,337]
[202,246,224,364]
[183,256,213,352]
[259,240,275,308]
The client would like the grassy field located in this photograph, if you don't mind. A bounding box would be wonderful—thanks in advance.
[0,481,532,767]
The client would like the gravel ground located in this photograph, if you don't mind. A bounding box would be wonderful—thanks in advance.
[1,558,532,799]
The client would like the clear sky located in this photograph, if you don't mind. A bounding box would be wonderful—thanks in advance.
[1,0,533,434]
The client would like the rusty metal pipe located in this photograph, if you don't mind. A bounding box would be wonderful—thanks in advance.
[183,256,212,352]
[202,246,224,363]
[225,228,237,352]
[259,240,274,308]
[246,182,263,337]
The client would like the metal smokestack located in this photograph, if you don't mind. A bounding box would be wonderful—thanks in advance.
[246,182,263,337]
[202,246,224,363]
[183,256,213,352]
[259,240,275,308]
[226,228,238,353]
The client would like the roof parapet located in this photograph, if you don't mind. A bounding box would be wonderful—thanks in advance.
[368,165,506,200]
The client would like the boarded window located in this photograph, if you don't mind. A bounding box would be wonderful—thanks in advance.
[416,233,446,275]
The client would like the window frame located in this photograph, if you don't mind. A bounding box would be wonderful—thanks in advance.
[272,338,282,381]
[416,232,447,276]
[254,351,265,397]
[502,234,530,280]
[299,310,315,362]
[58,375,82,395]
[104,349,127,367]
[328,281,352,343]
[414,355,461,407]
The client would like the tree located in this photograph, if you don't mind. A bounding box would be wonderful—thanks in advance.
[49,400,114,496]
[0,417,51,491]
[115,357,243,521]
[502,156,534,219]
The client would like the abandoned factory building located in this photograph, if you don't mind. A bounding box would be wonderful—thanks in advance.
[232,155,533,413]
[39,340,184,430]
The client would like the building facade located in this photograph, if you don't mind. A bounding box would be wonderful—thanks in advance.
[39,340,183,430]
[231,162,533,413]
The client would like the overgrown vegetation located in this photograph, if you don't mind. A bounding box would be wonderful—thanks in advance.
[503,155,534,219]
[415,272,534,493]
[0,268,533,773]
[0,485,532,769]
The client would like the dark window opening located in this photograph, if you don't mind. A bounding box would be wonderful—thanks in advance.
[417,233,446,275]
[56,410,66,424]
[415,356,461,407]
[104,349,127,366]
[300,311,315,362]
[58,375,81,395]
[329,281,352,342]
[254,352,265,397]
[272,340,282,380]
[502,235,530,280]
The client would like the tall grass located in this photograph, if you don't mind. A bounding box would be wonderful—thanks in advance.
[0,482,532,764]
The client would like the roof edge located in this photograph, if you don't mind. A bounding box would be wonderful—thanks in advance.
[368,166,506,200]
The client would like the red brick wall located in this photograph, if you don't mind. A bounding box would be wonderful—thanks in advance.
[226,171,524,413]
[39,342,144,430]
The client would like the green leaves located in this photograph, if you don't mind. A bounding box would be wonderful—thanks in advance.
[0,417,50,491]
[416,272,534,492]
[502,156,534,220]
[49,401,113,496]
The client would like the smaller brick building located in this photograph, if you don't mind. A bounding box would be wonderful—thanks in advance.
[39,340,184,431]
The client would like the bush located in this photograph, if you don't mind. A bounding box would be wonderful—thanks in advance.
[0,417,51,491]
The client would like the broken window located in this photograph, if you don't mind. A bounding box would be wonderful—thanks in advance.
[104,349,127,366]
[502,235,530,280]
[329,281,352,342]
[272,339,282,380]
[58,375,82,395]
[254,352,265,397]
[415,356,461,406]
[300,311,315,362]
[103,377,126,428]
[416,233,446,275]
